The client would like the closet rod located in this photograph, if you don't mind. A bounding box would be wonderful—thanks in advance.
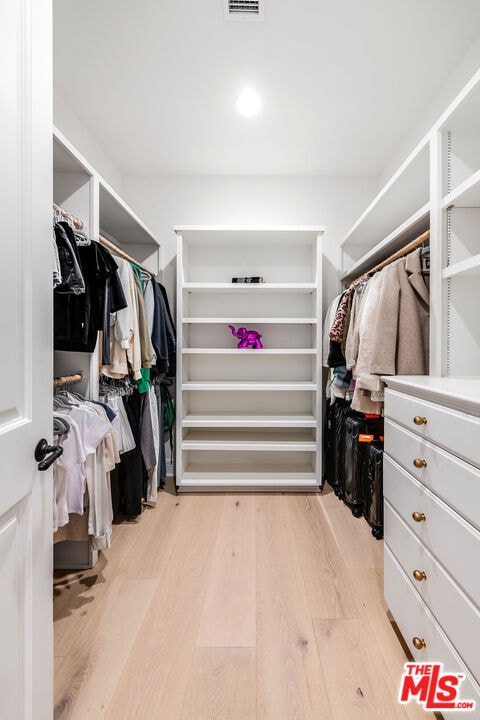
[98,234,155,278]
[54,373,84,388]
[53,203,84,229]
[53,203,155,278]
[347,229,430,287]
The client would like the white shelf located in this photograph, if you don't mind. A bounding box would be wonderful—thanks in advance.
[183,317,317,324]
[341,204,430,281]
[181,467,317,482]
[182,429,315,451]
[183,440,316,451]
[182,381,317,391]
[182,413,317,427]
[442,254,480,279]
[182,348,316,355]
[342,139,430,249]
[442,169,480,209]
[183,283,316,293]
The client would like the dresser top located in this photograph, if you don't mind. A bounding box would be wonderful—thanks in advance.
[382,376,480,417]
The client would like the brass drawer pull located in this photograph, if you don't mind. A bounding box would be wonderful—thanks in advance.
[413,569,427,582]
[412,636,426,650]
[413,416,428,426]
[412,511,426,523]
[413,458,427,469]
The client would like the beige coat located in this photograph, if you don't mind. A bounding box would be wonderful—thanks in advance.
[370,248,429,376]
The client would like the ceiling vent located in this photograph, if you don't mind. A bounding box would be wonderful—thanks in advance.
[225,0,265,22]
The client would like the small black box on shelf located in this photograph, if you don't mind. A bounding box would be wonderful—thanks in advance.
[231,276,264,283]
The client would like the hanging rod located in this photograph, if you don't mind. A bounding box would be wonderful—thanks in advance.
[98,234,155,277]
[54,373,84,388]
[53,203,84,229]
[53,203,155,278]
[346,229,430,287]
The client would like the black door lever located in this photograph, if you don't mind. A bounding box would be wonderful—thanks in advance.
[34,439,63,471]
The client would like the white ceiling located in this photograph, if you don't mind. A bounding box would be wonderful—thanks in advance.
[53,0,480,177]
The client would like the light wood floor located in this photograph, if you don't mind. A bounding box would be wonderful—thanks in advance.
[54,486,436,720]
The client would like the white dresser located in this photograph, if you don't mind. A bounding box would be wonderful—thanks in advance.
[383,376,480,716]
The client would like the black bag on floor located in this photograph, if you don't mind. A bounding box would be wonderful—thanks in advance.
[363,437,384,539]
[343,413,384,516]
[329,400,352,498]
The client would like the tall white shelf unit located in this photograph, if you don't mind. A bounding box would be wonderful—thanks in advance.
[175,226,324,491]
[53,128,160,568]
[340,66,480,712]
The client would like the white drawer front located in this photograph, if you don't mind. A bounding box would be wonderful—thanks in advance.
[385,389,480,469]
[384,547,480,716]
[385,501,480,686]
[385,419,480,533]
[384,455,480,607]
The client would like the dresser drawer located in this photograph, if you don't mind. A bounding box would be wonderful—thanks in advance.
[384,455,480,606]
[385,389,480,469]
[385,500,480,685]
[384,547,480,715]
[385,419,480,532]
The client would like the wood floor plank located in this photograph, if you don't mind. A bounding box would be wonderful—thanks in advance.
[180,648,256,720]
[318,488,384,570]
[314,617,417,720]
[105,494,224,720]
[196,495,256,647]
[288,494,364,619]
[54,492,180,658]
[348,568,434,720]
[54,575,158,720]
[256,495,333,720]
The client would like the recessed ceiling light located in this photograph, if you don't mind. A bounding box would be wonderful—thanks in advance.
[236,88,262,117]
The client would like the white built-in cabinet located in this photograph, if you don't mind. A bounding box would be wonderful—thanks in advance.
[175,226,324,491]
[53,128,160,567]
[341,67,480,714]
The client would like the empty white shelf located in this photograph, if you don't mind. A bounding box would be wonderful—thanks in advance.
[182,413,317,427]
[442,254,480,278]
[442,168,480,209]
[182,381,317,391]
[182,429,316,451]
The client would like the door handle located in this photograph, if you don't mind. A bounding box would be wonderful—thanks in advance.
[34,439,63,471]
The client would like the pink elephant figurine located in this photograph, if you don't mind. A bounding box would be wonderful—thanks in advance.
[228,325,263,349]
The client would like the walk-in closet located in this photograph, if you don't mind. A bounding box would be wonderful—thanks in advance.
[3,1,480,719]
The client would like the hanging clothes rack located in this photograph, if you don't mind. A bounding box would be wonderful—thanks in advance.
[53,203,155,277]
[98,233,155,278]
[53,202,85,229]
[346,229,430,287]
[54,373,84,388]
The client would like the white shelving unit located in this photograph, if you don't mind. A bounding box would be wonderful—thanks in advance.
[175,225,324,491]
[53,128,160,568]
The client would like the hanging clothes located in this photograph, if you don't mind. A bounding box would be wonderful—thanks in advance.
[54,238,126,353]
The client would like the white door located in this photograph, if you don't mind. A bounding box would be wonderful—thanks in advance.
[0,1,53,718]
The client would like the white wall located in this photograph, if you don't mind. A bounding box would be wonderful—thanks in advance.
[122,173,377,308]
[54,90,125,192]
[380,34,480,187]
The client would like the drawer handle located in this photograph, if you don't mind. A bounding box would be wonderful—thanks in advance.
[413,416,428,426]
[412,511,426,523]
[413,458,427,469]
[412,637,426,650]
[413,569,427,582]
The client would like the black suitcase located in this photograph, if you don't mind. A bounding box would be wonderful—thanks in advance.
[330,400,352,498]
[363,438,384,539]
[343,413,384,516]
